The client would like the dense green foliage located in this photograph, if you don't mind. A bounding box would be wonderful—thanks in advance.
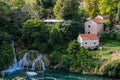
[100,31,120,43]
[99,0,119,20]
[0,10,18,70]
[50,23,63,47]
[83,0,120,22]
[60,20,84,41]
[116,3,120,22]
[83,0,100,18]
[0,42,13,70]
[50,40,93,72]
[99,58,120,78]
[53,0,79,20]
[22,19,50,53]
[0,0,120,78]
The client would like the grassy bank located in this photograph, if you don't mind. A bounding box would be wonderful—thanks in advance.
[50,40,120,78]
[85,40,120,78]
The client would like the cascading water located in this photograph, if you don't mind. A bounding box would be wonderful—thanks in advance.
[4,41,20,73]
[12,41,17,65]
[4,41,46,73]
[18,52,46,70]
[18,52,29,69]
[31,54,46,70]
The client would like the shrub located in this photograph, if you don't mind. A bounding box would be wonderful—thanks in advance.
[0,42,13,70]
[99,58,120,78]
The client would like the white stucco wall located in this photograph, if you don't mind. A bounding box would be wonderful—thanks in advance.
[82,39,99,49]
[77,36,99,49]
[77,36,82,45]
[85,20,104,35]
[97,24,104,34]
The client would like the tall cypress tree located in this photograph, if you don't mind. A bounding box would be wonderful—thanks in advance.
[116,3,120,22]
[53,0,79,20]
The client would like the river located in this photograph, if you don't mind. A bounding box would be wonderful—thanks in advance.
[0,70,115,80]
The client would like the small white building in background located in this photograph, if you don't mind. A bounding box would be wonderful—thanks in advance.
[85,19,104,35]
[77,34,99,49]
[44,19,64,26]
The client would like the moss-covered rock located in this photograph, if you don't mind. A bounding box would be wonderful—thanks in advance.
[17,50,50,69]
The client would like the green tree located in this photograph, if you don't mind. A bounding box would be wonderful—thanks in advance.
[67,40,90,71]
[0,42,13,70]
[100,59,120,78]
[7,0,25,9]
[0,13,20,40]
[116,3,120,22]
[0,1,10,15]
[99,0,119,20]
[53,0,79,20]
[78,7,89,21]
[67,40,80,56]
[22,19,49,53]
[50,23,63,47]
[60,20,84,41]
[116,32,120,41]
[83,0,100,18]
[36,0,56,19]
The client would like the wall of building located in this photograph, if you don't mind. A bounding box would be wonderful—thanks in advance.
[77,36,82,45]
[85,21,97,34]
[82,39,99,49]
[85,20,104,35]
[97,24,104,35]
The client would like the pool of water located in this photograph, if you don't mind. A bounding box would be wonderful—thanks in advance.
[0,70,114,80]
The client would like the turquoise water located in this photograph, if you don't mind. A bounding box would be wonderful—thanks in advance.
[0,70,114,80]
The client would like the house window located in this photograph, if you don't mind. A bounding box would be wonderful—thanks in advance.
[85,42,87,44]
[88,25,90,28]
[117,28,119,30]
[94,42,96,44]
[88,32,90,34]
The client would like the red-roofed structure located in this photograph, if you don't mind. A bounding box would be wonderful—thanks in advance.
[77,34,99,49]
[80,34,99,40]
[92,19,104,24]
[95,15,109,20]
[85,19,104,35]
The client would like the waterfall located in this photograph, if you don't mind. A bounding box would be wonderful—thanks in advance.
[12,41,17,67]
[4,41,46,73]
[4,41,20,73]
[4,52,46,73]
[18,52,46,70]
[31,54,46,70]
[18,52,29,68]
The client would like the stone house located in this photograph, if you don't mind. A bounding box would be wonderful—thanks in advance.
[77,34,99,49]
[84,19,104,35]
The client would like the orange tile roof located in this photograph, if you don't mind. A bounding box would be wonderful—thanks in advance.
[92,19,104,24]
[80,34,99,40]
